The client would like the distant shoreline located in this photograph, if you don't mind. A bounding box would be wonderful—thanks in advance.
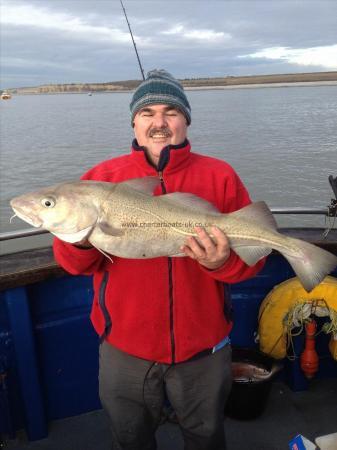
[4,71,337,95]
[185,80,337,90]
[7,80,337,96]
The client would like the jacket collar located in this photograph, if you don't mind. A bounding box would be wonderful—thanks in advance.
[131,138,191,174]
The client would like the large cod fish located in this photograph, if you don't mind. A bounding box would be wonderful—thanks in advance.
[10,177,337,292]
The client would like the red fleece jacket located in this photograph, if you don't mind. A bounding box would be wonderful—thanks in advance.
[53,140,264,363]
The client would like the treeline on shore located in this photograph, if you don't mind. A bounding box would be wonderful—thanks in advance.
[6,71,337,95]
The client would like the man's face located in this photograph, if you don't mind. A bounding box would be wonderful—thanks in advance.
[133,104,188,166]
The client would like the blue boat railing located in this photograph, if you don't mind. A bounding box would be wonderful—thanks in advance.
[0,207,332,242]
[0,228,49,241]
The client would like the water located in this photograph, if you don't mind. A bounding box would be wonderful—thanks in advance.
[1,85,337,235]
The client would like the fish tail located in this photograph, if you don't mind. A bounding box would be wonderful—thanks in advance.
[282,238,337,292]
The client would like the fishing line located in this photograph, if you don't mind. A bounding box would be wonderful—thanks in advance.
[119,0,145,80]
[9,214,17,223]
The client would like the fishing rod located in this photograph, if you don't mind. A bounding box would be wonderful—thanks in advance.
[119,0,145,80]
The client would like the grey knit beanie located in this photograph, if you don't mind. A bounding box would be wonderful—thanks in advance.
[130,69,191,125]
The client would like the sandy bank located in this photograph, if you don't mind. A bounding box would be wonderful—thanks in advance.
[184,80,337,91]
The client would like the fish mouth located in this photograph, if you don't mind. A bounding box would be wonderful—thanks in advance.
[10,205,43,228]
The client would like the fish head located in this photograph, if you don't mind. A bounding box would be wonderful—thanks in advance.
[10,182,99,241]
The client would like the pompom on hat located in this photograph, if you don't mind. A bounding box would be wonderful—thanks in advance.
[130,69,191,125]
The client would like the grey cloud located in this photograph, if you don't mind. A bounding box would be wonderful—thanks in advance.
[1,0,337,88]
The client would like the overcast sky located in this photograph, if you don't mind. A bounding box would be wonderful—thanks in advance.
[1,0,337,89]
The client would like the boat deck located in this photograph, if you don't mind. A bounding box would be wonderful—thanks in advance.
[3,378,337,450]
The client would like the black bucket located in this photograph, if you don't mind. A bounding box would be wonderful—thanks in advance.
[225,347,280,420]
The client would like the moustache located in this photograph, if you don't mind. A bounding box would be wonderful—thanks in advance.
[149,128,172,138]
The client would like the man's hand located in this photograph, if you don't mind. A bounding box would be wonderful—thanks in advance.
[181,226,231,270]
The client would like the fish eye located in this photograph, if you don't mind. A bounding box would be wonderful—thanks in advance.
[41,197,56,208]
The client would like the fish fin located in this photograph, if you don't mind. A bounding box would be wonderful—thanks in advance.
[121,177,159,195]
[162,193,221,214]
[230,201,278,230]
[90,241,114,263]
[98,222,125,237]
[52,226,93,243]
[282,238,337,292]
[232,244,272,265]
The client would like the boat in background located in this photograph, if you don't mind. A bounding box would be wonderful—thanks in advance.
[1,91,12,100]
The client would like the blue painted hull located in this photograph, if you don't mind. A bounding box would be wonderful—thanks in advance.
[1,245,337,440]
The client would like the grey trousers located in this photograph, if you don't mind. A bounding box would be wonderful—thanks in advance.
[99,342,232,450]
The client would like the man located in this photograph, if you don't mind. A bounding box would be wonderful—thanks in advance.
[53,69,264,450]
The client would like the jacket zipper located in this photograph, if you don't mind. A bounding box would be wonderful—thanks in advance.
[99,271,112,342]
[158,171,176,364]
